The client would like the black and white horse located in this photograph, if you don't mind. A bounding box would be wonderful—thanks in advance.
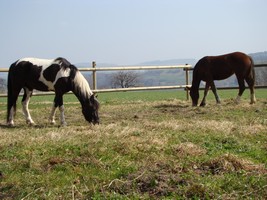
[7,57,100,126]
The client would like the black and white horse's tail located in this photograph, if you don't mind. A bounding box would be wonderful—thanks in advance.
[7,63,15,123]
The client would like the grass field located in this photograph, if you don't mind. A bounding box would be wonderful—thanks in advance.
[0,89,266,199]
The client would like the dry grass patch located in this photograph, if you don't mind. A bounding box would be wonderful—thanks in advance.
[201,153,267,175]
[174,142,207,157]
[158,119,235,134]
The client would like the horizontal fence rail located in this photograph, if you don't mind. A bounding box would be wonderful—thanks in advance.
[0,65,192,73]
[0,63,266,99]
[0,64,193,99]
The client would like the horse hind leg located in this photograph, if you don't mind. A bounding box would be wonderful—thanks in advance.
[7,88,21,126]
[235,77,246,104]
[249,86,256,104]
[210,81,221,105]
[22,88,35,125]
[245,76,256,104]
[7,103,16,126]
[7,99,16,126]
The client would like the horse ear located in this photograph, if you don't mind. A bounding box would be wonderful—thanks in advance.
[92,93,98,98]
[89,93,98,103]
[89,93,100,109]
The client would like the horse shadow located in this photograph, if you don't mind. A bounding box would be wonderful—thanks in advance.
[0,123,60,129]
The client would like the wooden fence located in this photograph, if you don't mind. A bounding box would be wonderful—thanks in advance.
[0,63,266,100]
[0,63,193,99]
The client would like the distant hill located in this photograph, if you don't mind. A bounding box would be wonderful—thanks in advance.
[76,58,196,68]
[139,58,196,66]
[250,51,267,86]
[249,51,267,64]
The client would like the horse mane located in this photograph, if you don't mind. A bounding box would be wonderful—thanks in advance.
[69,66,93,102]
[54,57,70,68]
[191,59,203,90]
[53,57,92,100]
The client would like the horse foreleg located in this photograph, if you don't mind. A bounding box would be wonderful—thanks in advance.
[200,83,210,107]
[54,94,67,126]
[49,103,57,124]
[21,88,35,125]
[59,105,67,126]
[210,81,221,104]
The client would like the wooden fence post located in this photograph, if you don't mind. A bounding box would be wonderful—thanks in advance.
[185,64,190,100]
[92,61,97,90]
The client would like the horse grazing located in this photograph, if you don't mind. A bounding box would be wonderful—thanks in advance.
[190,52,256,106]
[7,57,100,126]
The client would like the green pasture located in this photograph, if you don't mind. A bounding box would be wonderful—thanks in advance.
[1,87,265,104]
[0,89,266,199]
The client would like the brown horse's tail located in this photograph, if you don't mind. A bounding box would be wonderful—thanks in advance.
[249,56,256,86]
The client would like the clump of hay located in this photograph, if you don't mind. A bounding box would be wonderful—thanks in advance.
[175,142,207,157]
[201,154,266,174]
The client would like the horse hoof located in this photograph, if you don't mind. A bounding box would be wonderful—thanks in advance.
[61,122,67,127]
[50,121,56,125]
[235,100,240,105]
[200,103,206,107]
[28,122,36,126]
[7,123,14,127]
[26,120,35,126]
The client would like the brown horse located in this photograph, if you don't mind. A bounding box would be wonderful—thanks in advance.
[190,52,256,106]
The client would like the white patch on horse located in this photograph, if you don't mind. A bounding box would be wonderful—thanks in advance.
[235,95,241,103]
[22,88,35,125]
[39,73,55,91]
[74,71,93,97]
[251,93,256,104]
[17,58,55,67]
[17,58,71,91]
[7,107,15,126]
[53,68,71,85]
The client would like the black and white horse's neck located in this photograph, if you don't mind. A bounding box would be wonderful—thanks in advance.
[7,57,99,126]
[72,68,93,101]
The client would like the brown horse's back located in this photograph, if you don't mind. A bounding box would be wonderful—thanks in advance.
[194,52,253,81]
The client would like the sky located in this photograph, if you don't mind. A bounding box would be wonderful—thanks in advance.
[0,0,266,67]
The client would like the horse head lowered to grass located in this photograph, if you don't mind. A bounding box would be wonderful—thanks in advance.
[7,57,100,126]
[190,52,256,106]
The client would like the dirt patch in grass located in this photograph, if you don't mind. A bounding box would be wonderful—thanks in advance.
[107,161,189,197]
[106,161,214,199]
[0,184,19,200]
